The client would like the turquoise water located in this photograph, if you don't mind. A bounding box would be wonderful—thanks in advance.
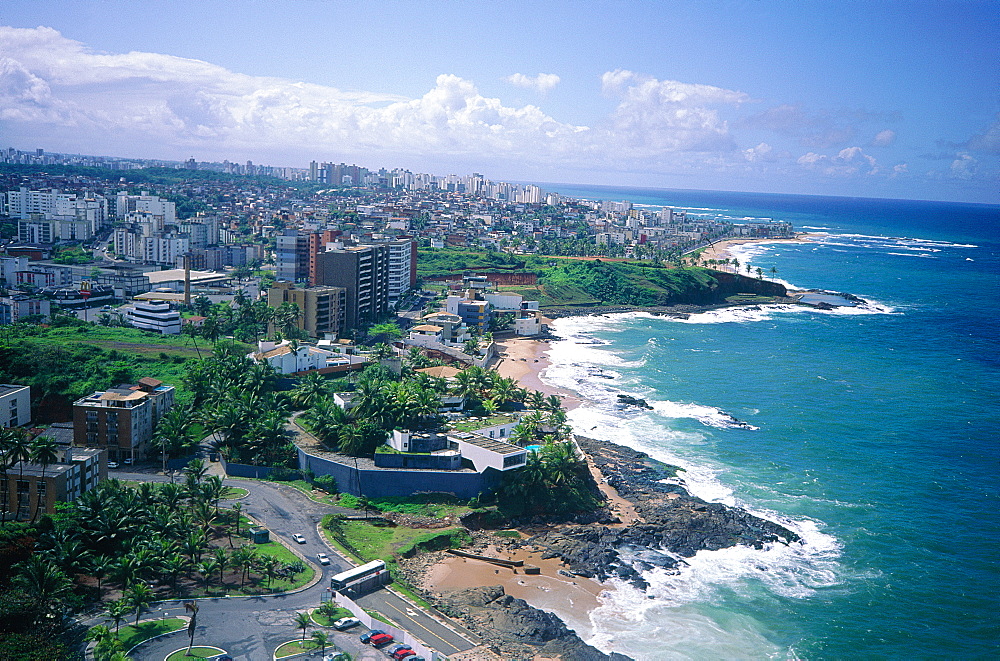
[535,186,999,659]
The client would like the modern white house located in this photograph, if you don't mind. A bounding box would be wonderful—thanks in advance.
[124,300,181,334]
[449,432,527,472]
[249,340,341,374]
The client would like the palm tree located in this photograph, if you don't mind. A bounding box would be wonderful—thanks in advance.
[294,610,312,641]
[185,600,200,655]
[159,553,188,593]
[126,582,155,625]
[7,428,32,519]
[311,630,330,655]
[13,555,73,616]
[292,371,329,410]
[197,558,219,589]
[105,598,131,634]
[90,554,114,594]
[213,547,228,585]
[30,435,60,522]
[770,266,779,280]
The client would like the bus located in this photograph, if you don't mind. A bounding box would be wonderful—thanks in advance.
[330,560,387,592]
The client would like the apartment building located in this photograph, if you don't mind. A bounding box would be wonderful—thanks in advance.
[275,229,311,283]
[72,378,176,462]
[313,245,389,331]
[0,445,106,521]
[267,281,347,338]
[0,294,51,325]
[0,385,30,428]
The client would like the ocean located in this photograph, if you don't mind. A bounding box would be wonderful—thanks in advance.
[534,185,1000,659]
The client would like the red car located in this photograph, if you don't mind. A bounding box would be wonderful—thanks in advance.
[393,649,416,660]
[369,632,394,647]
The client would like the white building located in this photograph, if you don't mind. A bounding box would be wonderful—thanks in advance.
[0,385,31,428]
[125,300,181,334]
[115,192,176,225]
[449,432,527,472]
[249,340,341,374]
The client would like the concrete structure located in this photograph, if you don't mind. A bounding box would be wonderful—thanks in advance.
[125,300,182,334]
[0,385,30,428]
[267,281,347,338]
[72,378,175,462]
[0,294,50,325]
[446,295,494,333]
[0,445,106,521]
[275,229,311,283]
[314,245,389,331]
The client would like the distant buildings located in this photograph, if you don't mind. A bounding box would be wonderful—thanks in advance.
[72,378,176,463]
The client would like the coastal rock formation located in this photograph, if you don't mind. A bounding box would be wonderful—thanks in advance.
[616,394,653,410]
[527,436,800,589]
[437,585,632,661]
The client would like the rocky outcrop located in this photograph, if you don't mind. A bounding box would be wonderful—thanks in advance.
[526,437,800,589]
[437,585,632,661]
[616,394,653,410]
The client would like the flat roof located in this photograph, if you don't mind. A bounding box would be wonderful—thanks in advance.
[453,433,524,455]
[0,384,28,396]
[145,269,230,285]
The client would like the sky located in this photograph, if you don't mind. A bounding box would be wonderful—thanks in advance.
[1,0,998,204]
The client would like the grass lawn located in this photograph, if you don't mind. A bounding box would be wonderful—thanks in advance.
[310,607,354,627]
[248,539,314,593]
[274,639,317,657]
[221,486,250,499]
[166,646,225,659]
[448,413,519,433]
[112,618,186,650]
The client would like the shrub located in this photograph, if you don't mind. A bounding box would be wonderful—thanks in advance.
[313,474,338,494]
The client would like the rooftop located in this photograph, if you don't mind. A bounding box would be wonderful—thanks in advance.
[450,432,524,456]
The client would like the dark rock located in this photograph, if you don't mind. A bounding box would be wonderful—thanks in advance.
[616,394,653,410]
[523,436,801,588]
[439,585,631,660]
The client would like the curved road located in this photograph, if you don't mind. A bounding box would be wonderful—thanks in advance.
[106,470,478,661]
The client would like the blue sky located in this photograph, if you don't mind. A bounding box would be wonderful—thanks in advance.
[2,0,998,203]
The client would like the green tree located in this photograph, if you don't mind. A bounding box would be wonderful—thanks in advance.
[294,610,312,640]
[311,630,330,655]
[13,555,73,617]
[29,435,59,522]
[125,582,155,625]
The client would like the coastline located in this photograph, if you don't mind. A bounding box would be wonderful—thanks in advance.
[408,318,801,659]
[696,232,820,265]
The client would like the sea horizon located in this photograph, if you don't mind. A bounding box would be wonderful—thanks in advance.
[530,185,998,659]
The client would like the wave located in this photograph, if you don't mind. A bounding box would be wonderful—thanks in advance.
[887,252,936,258]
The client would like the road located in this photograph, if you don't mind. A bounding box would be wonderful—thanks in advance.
[108,469,479,660]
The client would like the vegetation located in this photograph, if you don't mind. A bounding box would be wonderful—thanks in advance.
[310,602,353,626]
[166,647,225,660]
[488,442,602,518]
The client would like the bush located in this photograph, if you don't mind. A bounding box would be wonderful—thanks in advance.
[268,467,301,482]
[313,474,338,494]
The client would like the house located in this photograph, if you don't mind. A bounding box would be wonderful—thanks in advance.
[249,340,341,374]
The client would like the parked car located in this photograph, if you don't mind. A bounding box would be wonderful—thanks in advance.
[332,617,360,630]
[360,630,386,644]
[292,533,306,544]
[316,552,331,565]
[390,645,415,659]
[122,458,133,465]
[107,462,119,469]
[369,633,394,647]
[387,644,410,656]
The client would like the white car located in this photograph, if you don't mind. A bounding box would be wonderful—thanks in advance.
[292,534,306,544]
[332,616,360,630]
[107,462,119,469]
[316,553,331,565]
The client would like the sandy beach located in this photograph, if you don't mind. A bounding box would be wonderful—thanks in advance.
[493,335,582,410]
[697,233,819,264]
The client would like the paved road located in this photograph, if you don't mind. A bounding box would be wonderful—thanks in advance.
[108,469,478,660]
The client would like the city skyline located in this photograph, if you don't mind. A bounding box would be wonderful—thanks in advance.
[1,1,998,205]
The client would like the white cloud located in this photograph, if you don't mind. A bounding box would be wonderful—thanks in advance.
[797,147,878,176]
[504,73,560,94]
[743,142,775,162]
[950,153,977,179]
[872,129,896,147]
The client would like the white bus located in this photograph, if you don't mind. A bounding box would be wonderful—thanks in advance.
[330,559,387,592]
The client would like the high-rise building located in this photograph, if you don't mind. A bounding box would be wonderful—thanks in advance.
[275,229,311,283]
[267,282,347,338]
[313,245,389,331]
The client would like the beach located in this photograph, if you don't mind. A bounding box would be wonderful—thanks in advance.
[696,233,819,265]
[493,334,582,410]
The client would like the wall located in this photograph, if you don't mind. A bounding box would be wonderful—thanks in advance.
[298,447,500,499]
[373,452,461,470]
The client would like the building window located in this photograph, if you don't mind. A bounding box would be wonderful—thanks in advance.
[16,481,30,519]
